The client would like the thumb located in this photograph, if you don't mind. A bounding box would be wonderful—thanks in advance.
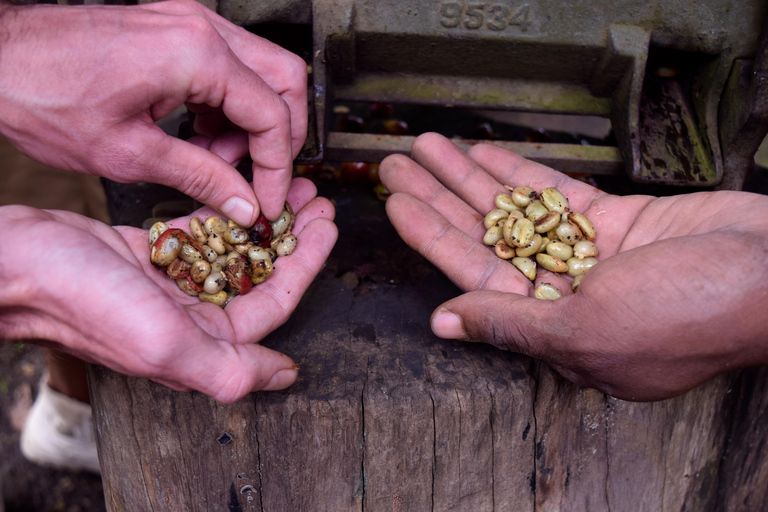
[160,339,298,404]
[127,128,260,227]
[430,290,569,359]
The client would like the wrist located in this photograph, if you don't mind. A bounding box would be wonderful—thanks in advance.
[0,205,48,310]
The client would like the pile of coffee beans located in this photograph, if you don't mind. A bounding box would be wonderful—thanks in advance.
[482,187,598,299]
[149,204,297,307]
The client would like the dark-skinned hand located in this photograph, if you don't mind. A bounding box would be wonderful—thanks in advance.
[380,132,768,401]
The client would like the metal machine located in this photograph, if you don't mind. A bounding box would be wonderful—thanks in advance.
[202,0,768,189]
[69,0,768,198]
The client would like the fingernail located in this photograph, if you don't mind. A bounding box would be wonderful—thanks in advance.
[262,367,299,391]
[221,197,255,226]
[431,310,466,339]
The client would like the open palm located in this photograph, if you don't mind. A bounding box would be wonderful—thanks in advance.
[381,133,768,400]
[2,178,336,403]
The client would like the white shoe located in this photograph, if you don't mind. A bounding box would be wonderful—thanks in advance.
[20,376,101,474]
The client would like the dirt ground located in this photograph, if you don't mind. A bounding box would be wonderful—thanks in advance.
[0,137,108,512]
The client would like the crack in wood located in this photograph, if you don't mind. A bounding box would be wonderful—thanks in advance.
[128,383,155,511]
[488,384,496,512]
[531,361,540,512]
[359,360,368,511]
[430,392,436,512]
[254,412,264,512]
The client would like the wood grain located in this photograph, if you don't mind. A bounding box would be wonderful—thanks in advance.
[90,188,768,511]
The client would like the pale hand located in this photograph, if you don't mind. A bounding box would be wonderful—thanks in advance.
[0,179,337,403]
[0,0,308,224]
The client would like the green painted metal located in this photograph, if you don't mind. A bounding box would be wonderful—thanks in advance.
[215,0,768,186]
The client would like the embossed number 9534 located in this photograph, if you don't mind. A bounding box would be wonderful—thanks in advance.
[439,2,531,31]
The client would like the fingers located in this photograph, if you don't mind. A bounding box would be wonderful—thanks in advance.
[409,133,507,215]
[225,214,338,343]
[291,195,336,233]
[141,0,307,220]
[385,193,531,294]
[430,290,568,360]
[188,58,293,221]
[209,63,294,222]
[186,131,249,173]
[142,0,308,157]
[163,177,324,232]
[380,153,487,240]
[161,338,298,403]
[130,128,259,227]
[466,142,605,213]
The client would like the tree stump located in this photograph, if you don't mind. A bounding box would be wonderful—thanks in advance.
[89,186,768,511]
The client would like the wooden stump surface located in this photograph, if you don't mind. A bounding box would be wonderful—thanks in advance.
[89,186,768,512]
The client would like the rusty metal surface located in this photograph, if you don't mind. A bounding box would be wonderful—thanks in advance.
[305,0,766,187]
[326,131,623,174]
[333,73,612,114]
[718,19,768,190]
[635,76,718,185]
[54,0,768,187]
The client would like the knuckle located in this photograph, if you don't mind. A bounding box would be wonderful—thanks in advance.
[212,369,252,404]
[178,16,226,63]
[177,166,217,201]
[285,53,308,84]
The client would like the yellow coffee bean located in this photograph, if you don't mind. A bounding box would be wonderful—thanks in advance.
[248,246,272,262]
[234,243,252,255]
[566,256,598,277]
[536,253,568,273]
[540,188,569,214]
[509,218,535,248]
[189,217,207,244]
[483,223,504,246]
[250,258,274,284]
[271,209,294,238]
[276,234,298,257]
[207,233,226,255]
[555,222,583,245]
[175,278,200,297]
[511,186,536,208]
[512,257,537,281]
[204,216,227,236]
[223,227,249,245]
[525,202,549,222]
[567,212,596,240]
[199,291,228,307]
[201,244,218,262]
[502,215,517,246]
[179,243,203,264]
[495,241,515,259]
[573,240,598,259]
[494,193,520,213]
[190,259,211,284]
[203,271,227,294]
[484,209,509,230]
[515,233,543,258]
[533,211,561,233]
[545,240,574,261]
[534,283,562,300]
